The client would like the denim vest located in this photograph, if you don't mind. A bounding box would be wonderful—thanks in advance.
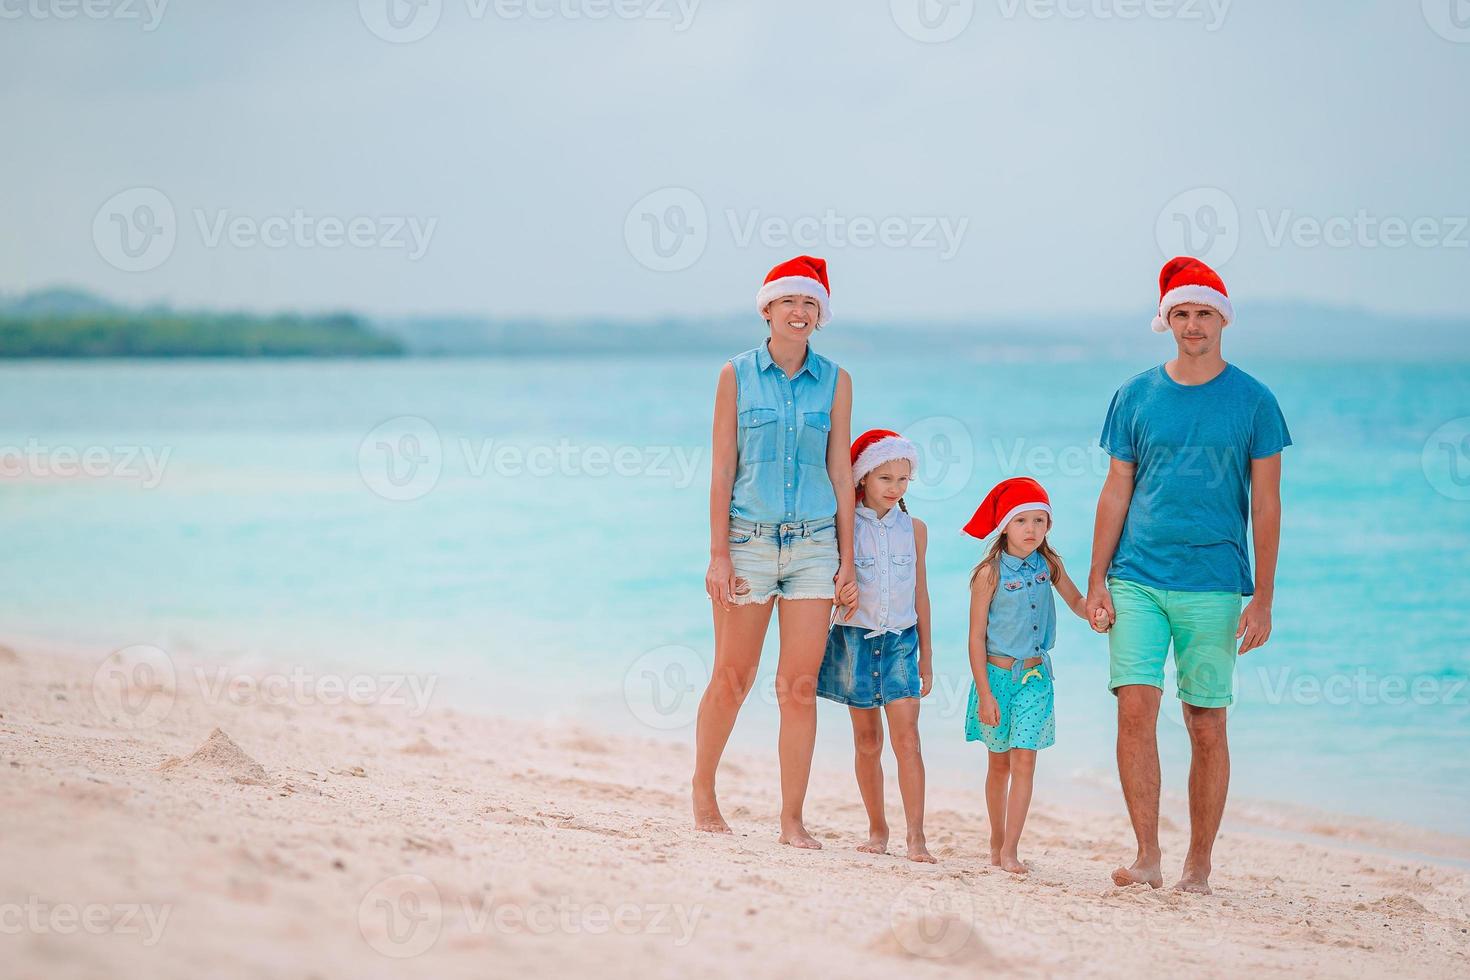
[849,504,918,638]
[987,548,1057,682]
[729,340,839,524]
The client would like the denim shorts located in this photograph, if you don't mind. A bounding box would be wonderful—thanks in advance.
[727,514,839,604]
[817,624,921,708]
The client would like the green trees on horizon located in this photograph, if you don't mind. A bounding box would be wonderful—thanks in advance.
[0,312,403,357]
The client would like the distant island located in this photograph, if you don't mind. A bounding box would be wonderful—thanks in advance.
[0,288,402,358]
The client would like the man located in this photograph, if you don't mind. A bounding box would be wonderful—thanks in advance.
[1085,256,1292,894]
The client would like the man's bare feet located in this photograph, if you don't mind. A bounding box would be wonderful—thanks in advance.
[1173,864,1213,894]
[692,786,731,834]
[778,820,822,850]
[856,827,889,854]
[906,834,937,864]
[1111,856,1163,889]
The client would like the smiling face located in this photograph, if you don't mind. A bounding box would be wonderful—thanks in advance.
[1004,508,1051,553]
[763,294,822,342]
[1167,302,1226,357]
[860,458,912,512]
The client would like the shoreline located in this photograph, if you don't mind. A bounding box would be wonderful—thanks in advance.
[3,633,1469,978]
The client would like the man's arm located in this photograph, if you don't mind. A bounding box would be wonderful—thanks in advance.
[1086,457,1136,631]
[1237,453,1282,654]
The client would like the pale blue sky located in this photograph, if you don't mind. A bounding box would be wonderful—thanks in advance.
[2,0,1467,320]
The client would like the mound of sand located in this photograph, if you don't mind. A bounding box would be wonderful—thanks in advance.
[158,728,271,785]
[401,736,443,755]
[0,645,18,664]
[873,915,1005,968]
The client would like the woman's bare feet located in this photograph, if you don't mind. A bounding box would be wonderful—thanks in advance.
[692,785,731,834]
[905,833,936,864]
[989,845,1003,867]
[1173,862,1213,894]
[778,820,822,850]
[998,851,1029,875]
[856,826,889,854]
[1111,854,1163,888]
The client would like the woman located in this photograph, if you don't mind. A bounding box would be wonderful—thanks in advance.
[691,255,857,849]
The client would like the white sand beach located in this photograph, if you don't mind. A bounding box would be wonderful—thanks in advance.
[2,637,1467,979]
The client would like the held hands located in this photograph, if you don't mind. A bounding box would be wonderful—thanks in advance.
[976,689,1000,728]
[833,563,857,622]
[1084,584,1115,634]
[919,656,933,698]
[1236,598,1272,655]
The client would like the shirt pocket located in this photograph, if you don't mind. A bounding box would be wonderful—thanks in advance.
[796,410,831,467]
[854,556,877,583]
[738,407,778,464]
[891,553,915,583]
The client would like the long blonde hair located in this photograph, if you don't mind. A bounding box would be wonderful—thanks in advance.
[969,529,1062,589]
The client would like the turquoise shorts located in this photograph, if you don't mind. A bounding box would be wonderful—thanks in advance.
[1107,577,1242,708]
[965,662,1055,752]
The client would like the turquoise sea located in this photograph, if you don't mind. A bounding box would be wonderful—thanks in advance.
[2,353,1467,835]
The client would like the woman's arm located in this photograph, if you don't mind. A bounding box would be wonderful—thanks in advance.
[706,363,739,609]
[826,368,857,619]
[912,517,933,696]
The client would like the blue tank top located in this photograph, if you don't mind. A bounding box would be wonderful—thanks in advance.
[987,548,1058,682]
[729,340,839,524]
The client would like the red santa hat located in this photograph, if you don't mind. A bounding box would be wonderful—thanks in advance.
[851,428,919,489]
[962,477,1052,540]
[756,255,832,327]
[1151,256,1234,333]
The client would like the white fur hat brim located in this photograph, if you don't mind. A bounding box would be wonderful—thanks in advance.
[757,276,832,327]
[852,436,919,486]
[1152,284,1234,333]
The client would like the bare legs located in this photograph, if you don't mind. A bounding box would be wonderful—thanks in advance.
[774,598,833,848]
[1113,684,1164,888]
[847,699,932,862]
[691,599,774,833]
[1176,703,1228,894]
[1112,685,1229,892]
[848,708,888,853]
[984,749,1035,874]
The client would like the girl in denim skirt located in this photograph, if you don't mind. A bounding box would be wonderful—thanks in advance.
[816,428,935,863]
[962,477,1093,875]
[692,256,858,851]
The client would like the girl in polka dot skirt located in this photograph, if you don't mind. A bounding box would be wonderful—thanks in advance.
[962,477,1097,875]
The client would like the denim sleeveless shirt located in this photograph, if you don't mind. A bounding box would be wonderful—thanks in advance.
[987,548,1057,681]
[849,504,918,638]
[729,340,839,524]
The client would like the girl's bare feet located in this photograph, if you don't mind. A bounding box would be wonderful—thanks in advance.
[778,820,822,850]
[905,833,936,864]
[857,826,889,854]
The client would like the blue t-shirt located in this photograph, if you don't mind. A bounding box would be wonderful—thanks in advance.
[1099,363,1291,595]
